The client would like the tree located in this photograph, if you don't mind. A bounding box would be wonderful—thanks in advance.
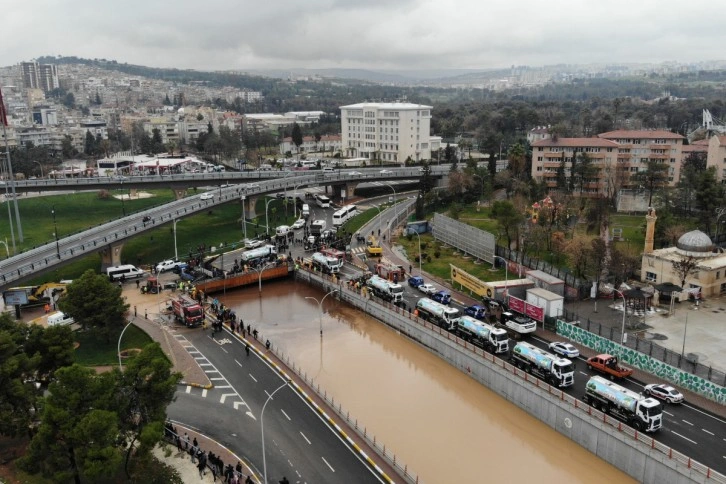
[59,270,129,342]
[694,167,725,232]
[18,365,121,484]
[672,255,698,288]
[571,152,598,200]
[633,159,669,206]
[507,143,528,180]
[566,235,591,278]
[61,135,77,159]
[116,343,181,477]
[291,123,303,156]
[83,131,97,156]
[491,200,525,249]
[163,93,171,105]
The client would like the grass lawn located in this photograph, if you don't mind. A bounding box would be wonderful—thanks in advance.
[395,232,507,283]
[73,324,154,366]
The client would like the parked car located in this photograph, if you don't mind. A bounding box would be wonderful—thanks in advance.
[155,259,185,273]
[200,192,214,200]
[244,238,265,249]
[292,218,306,229]
[418,283,437,295]
[548,341,580,359]
[408,276,424,288]
[644,384,684,404]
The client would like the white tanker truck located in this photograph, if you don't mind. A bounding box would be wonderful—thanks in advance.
[454,315,509,354]
[510,342,574,387]
[583,376,663,432]
[366,275,403,302]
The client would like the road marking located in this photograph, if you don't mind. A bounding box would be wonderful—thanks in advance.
[300,432,311,445]
[281,409,291,421]
[220,393,236,404]
[682,420,694,426]
[185,386,192,393]
[321,456,335,472]
[235,359,243,367]
[210,377,225,381]
[702,429,715,436]
[671,431,698,444]
[682,403,726,425]
[215,385,232,389]
[662,410,674,417]
[249,374,257,383]
[578,371,588,376]
[202,389,208,398]
[265,390,273,399]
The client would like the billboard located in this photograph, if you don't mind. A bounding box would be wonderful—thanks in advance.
[3,289,29,306]
[509,295,545,322]
[450,264,492,298]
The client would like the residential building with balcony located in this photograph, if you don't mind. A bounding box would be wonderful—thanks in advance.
[530,137,621,197]
[598,130,685,186]
[340,102,432,164]
[279,134,341,155]
[706,135,726,184]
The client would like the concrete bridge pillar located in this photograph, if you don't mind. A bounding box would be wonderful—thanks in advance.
[241,195,257,219]
[99,241,126,269]
[173,188,187,200]
[330,183,357,203]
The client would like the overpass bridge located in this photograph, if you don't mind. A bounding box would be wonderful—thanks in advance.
[0,167,447,288]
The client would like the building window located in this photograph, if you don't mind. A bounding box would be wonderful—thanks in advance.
[645,272,657,282]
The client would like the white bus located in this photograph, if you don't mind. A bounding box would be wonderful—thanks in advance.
[315,194,331,208]
[332,204,358,228]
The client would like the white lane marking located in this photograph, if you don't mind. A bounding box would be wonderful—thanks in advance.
[210,377,225,381]
[578,371,589,376]
[683,420,694,426]
[281,409,291,421]
[215,385,232,389]
[682,403,726,425]
[202,389,208,398]
[662,410,674,417]
[702,429,715,436]
[671,431,698,444]
[235,359,243,367]
[185,386,192,394]
[220,347,228,354]
[321,456,335,472]
[249,374,257,383]
[265,390,273,399]
[300,432,311,445]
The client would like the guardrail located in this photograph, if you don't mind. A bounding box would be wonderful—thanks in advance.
[297,268,726,483]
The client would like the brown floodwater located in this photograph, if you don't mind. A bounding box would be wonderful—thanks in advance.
[219,280,634,484]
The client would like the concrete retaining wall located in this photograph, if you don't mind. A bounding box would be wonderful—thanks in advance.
[296,269,722,483]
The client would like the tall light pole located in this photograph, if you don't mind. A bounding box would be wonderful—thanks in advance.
[292,181,304,218]
[250,263,272,296]
[172,219,179,260]
[306,289,338,338]
[492,255,508,301]
[120,181,126,216]
[241,195,247,241]
[381,182,397,241]
[261,379,291,484]
[51,205,60,259]
[117,321,133,371]
[265,198,276,236]
[615,289,627,344]
[411,230,422,275]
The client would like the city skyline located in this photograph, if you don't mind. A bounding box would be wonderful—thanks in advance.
[1,0,725,72]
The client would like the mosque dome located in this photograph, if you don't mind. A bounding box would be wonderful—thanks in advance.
[676,230,713,253]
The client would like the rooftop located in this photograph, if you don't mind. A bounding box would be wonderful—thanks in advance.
[531,137,619,148]
[340,102,433,110]
[598,129,684,140]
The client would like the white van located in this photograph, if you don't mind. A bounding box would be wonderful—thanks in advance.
[275,225,290,238]
[106,264,146,281]
[47,311,74,327]
[302,204,310,218]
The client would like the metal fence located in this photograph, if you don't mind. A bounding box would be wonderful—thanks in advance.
[431,213,495,264]
[560,307,726,387]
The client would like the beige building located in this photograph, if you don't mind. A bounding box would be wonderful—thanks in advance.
[598,130,685,186]
[340,102,432,164]
[706,135,726,184]
[530,137,621,198]
[641,230,726,298]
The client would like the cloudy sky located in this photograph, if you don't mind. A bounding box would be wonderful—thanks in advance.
[1,0,723,72]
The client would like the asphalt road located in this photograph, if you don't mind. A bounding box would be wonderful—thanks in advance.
[167,328,386,483]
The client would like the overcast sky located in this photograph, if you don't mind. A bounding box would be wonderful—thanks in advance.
[2,0,723,72]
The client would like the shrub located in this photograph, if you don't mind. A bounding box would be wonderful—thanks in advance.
[97,189,111,199]
[434,250,441,258]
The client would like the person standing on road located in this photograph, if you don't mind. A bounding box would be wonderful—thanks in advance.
[245,343,250,356]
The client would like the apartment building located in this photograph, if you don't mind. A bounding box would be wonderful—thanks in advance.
[598,130,685,186]
[530,137,621,197]
[20,62,59,93]
[340,102,432,164]
[706,135,726,184]
[279,134,341,155]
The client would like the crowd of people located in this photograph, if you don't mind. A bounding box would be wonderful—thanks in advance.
[165,421,253,483]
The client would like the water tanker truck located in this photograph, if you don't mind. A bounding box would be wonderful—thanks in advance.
[415,298,461,329]
[454,315,509,354]
[366,275,403,302]
[311,252,341,274]
[583,376,663,432]
[510,342,574,387]
[240,245,277,265]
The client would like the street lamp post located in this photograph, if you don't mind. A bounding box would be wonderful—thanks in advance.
[615,289,627,345]
[261,379,291,484]
[120,181,126,216]
[117,321,133,371]
[172,219,179,260]
[241,195,247,241]
[51,205,60,259]
[381,182,397,241]
[265,198,276,236]
[306,289,338,338]
[681,313,689,360]
[492,255,508,301]
[411,230,422,275]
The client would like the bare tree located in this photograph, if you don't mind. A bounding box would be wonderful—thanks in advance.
[672,256,698,288]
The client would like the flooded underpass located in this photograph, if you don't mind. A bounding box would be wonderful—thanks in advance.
[219,280,634,483]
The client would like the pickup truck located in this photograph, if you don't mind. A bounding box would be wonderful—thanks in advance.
[586,354,633,380]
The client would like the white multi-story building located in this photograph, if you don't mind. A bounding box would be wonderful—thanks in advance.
[340,102,432,164]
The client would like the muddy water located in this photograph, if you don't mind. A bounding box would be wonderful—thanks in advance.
[221,281,634,483]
